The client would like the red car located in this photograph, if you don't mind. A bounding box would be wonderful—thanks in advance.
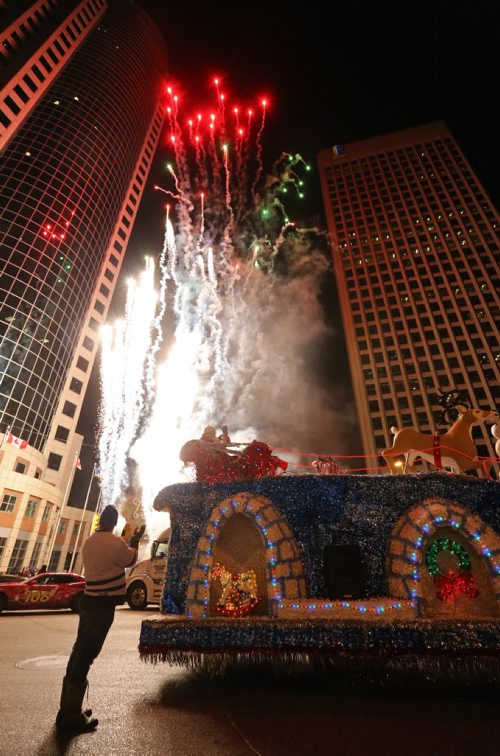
[0,572,85,614]
[0,573,24,583]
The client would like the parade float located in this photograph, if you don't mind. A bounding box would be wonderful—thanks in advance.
[90,81,499,682]
[139,416,500,682]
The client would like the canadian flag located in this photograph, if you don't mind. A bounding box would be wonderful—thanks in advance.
[7,433,27,449]
[75,456,82,470]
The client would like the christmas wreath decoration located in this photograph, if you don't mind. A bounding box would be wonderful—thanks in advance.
[425,538,479,601]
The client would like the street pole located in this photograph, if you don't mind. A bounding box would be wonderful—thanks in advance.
[69,464,95,572]
[45,450,79,570]
[75,488,101,578]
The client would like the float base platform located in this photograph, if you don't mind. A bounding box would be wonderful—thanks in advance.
[139,615,500,682]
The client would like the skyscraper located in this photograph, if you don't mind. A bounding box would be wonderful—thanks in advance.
[0,0,167,573]
[318,122,499,474]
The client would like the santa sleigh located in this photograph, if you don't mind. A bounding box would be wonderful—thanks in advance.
[180,438,288,483]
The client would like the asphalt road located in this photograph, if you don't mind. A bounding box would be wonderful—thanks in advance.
[0,607,499,756]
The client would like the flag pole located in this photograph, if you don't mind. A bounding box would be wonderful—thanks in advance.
[69,464,95,572]
[0,425,11,449]
[79,488,101,579]
[46,450,79,569]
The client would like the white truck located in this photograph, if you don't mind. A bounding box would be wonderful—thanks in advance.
[125,528,170,609]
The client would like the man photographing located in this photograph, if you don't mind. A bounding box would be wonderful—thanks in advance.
[56,504,143,733]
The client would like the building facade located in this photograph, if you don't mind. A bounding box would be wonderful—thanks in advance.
[0,0,167,573]
[318,122,499,473]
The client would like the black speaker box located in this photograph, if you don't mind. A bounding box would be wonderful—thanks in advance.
[323,544,366,599]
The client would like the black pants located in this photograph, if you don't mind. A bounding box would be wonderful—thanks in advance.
[66,595,116,683]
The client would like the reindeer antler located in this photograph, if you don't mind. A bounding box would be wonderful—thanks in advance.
[431,387,471,426]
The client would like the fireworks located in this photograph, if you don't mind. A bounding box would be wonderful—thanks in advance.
[100,80,339,516]
[98,258,160,508]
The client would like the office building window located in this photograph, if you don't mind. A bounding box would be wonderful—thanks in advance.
[8,539,28,572]
[48,550,61,572]
[1,494,17,512]
[30,542,42,569]
[25,500,38,517]
[48,453,62,471]
[82,336,95,352]
[55,426,70,443]
[62,401,77,418]
[76,356,89,372]
[70,377,83,394]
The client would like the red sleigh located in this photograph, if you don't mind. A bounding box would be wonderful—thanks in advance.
[180,438,288,484]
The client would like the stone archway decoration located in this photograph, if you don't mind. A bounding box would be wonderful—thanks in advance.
[185,492,306,618]
[387,497,500,610]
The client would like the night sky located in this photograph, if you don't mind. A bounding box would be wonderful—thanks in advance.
[73,0,499,504]
[136,0,499,201]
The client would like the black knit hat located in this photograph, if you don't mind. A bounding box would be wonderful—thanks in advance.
[99,505,118,530]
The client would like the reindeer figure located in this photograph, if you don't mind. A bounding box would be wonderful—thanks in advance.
[383,406,499,476]
[492,424,500,458]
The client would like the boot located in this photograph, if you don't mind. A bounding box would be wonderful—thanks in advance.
[55,677,98,733]
[56,678,92,724]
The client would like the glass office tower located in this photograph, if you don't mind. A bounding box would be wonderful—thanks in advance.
[0,0,167,572]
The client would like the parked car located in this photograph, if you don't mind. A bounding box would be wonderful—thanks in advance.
[0,574,25,583]
[0,572,85,613]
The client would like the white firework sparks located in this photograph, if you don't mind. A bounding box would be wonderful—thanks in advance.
[98,258,158,508]
[99,84,354,524]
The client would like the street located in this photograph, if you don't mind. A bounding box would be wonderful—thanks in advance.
[0,607,499,756]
